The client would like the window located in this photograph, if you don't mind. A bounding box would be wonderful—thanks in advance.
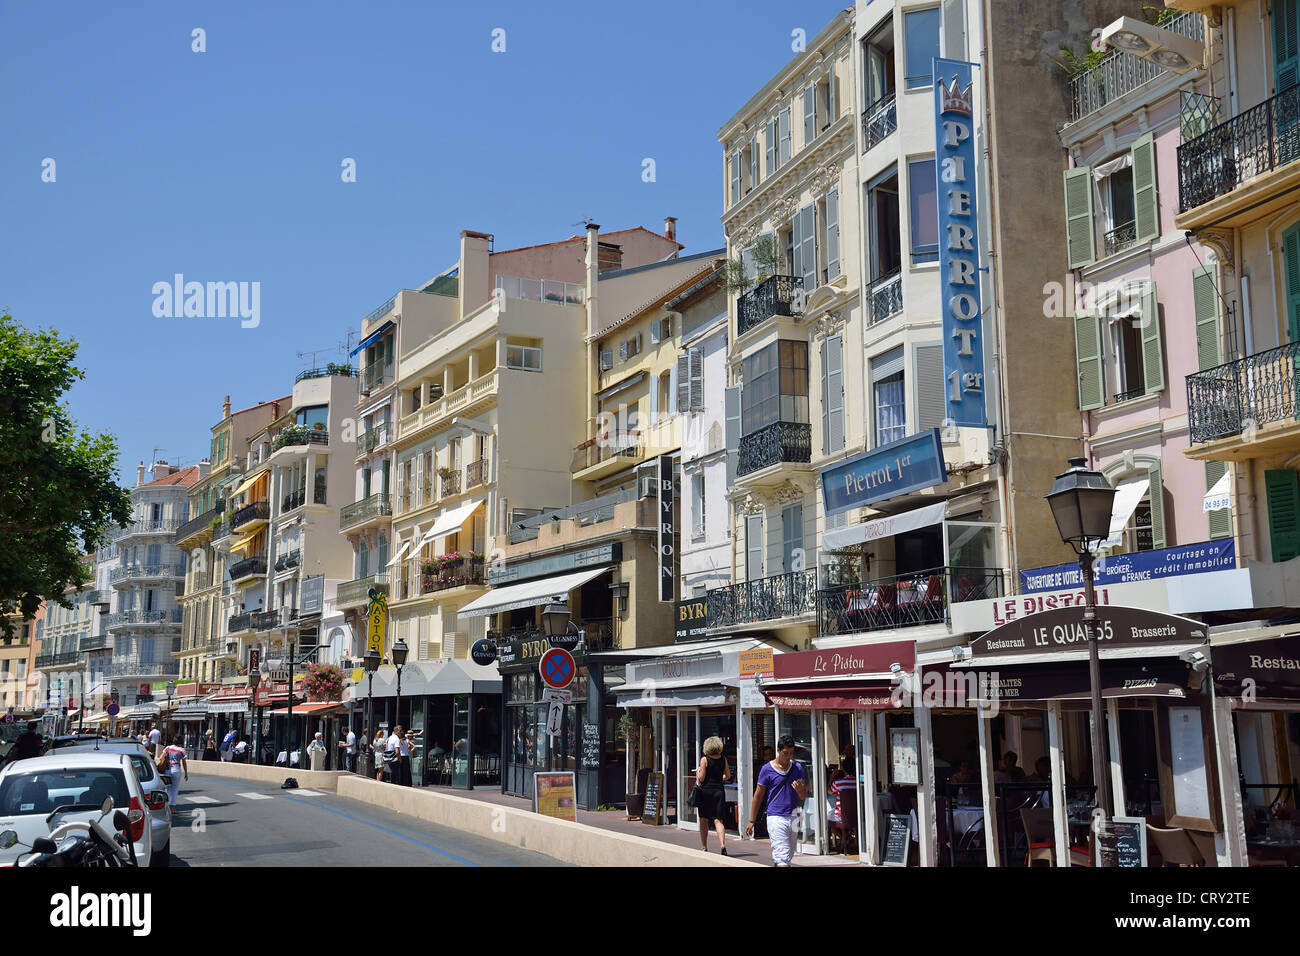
[908,159,938,262]
[792,203,818,293]
[296,404,328,430]
[905,8,941,90]
[872,347,907,446]
[1106,166,1135,234]
[357,538,369,577]
[782,503,804,573]
[676,347,703,413]
[822,335,844,454]
[656,370,673,424]
[506,345,542,371]
[692,474,706,538]
[744,138,758,195]
[778,107,792,166]
[730,150,741,206]
[746,514,764,581]
[1109,309,1145,401]
[868,171,902,281]
[741,340,809,435]
[410,387,422,414]
[864,20,896,106]
[1075,283,1162,408]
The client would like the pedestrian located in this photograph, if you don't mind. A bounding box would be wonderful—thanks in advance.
[746,734,807,867]
[357,725,370,776]
[220,727,236,762]
[162,735,188,807]
[202,734,219,761]
[695,735,731,855]
[338,725,357,773]
[386,724,410,786]
[148,723,162,759]
[7,721,44,764]
[374,728,389,782]
[233,736,249,762]
[307,731,327,768]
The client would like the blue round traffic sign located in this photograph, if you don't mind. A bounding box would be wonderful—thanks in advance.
[538,647,576,690]
[106,702,120,717]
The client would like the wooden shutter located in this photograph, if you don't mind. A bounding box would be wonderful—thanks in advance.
[1147,461,1166,550]
[825,186,840,281]
[1284,224,1300,342]
[822,335,844,453]
[798,204,817,292]
[648,369,659,425]
[1206,461,1233,540]
[668,359,678,418]
[1275,0,1300,93]
[1074,310,1104,410]
[1193,265,1222,369]
[725,385,741,487]
[804,83,816,146]
[730,150,741,206]
[677,354,691,412]
[791,214,803,288]
[779,107,791,164]
[827,68,836,123]
[766,118,777,175]
[1132,132,1159,243]
[746,514,764,581]
[1267,469,1300,560]
[914,343,946,429]
[748,138,757,192]
[689,347,705,411]
[1063,166,1095,269]
[782,503,803,573]
[1140,284,1164,394]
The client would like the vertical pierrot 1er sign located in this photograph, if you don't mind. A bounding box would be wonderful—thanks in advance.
[933,58,987,428]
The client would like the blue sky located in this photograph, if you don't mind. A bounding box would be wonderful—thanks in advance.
[1,1,848,485]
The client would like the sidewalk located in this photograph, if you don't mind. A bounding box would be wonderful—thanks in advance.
[416,783,860,867]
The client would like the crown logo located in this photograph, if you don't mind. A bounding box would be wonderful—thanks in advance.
[939,75,973,117]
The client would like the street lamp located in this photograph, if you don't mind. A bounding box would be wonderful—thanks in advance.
[1046,457,1118,867]
[391,637,408,725]
[364,647,381,776]
[165,680,175,741]
[247,668,261,764]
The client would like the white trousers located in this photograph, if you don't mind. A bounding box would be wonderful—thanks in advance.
[767,814,797,866]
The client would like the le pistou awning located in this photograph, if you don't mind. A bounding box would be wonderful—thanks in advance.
[762,681,897,710]
[457,566,611,619]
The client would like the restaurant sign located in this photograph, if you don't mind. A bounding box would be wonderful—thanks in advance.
[968,606,1205,661]
[950,577,1172,635]
[820,429,946,516]
[773,640,915,681]
[657,454,675,603]
[1019,539,1236,593]
[674,597,709,643]
[967,660,1191,702]
[1213,635,1300,700]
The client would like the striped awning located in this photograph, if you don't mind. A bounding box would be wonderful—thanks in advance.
[232,470,268,499]
[230,531,260,554]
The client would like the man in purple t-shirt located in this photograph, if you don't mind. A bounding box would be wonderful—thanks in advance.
[746,734,808,866]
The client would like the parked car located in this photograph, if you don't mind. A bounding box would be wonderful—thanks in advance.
[0,752,155,866]
[61,740,172,865]
[47,733,107,750]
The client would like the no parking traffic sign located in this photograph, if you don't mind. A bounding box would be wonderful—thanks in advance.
[538,647,575,690]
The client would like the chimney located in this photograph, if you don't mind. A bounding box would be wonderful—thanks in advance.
[664,216,677,242]
[222,395,231,419]
[136,461,145,487]
[198,458,212,480]
[459,230,493,321]
[272,400,280,419]
[153,460,174,480]
[585,223,600,335]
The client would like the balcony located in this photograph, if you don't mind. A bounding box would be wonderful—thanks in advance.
[79,633,109,653]
[282,491,306,513]
[439,469,462,499]
[230,500,270,531]
[494,275,585,306]
[212,521,232,544]
[738,275,804,337]
[862,92,897,151]
[112,519,182,541]
[818,567,1005,637]
[105,658,177,678]
[1067,11,1203,126]
[273,550,301,573]
[399,370,500,442]
[103,609,183,630]
[421,555,486,595]
[84,590,110,608]
[1185,342,1300,461]
[737,422,812,479]
[229,556,268,582]
[867,269,903,326]
[109,563,186,586]
[272,425,329,452]
[356,427,387,457]
[338,573,389,609]
[572,432,642,479]
[465,458,488,489]
[35,651,81,669]
[1177,85,1300,227]
[228,611,254,634]
[1103,219,1138,257]
[360,362,393,397]
[509,486,645,544]
[176,507,222,547]
[295,364,357,383]
[340,493,392,531]
[706,570,818,629]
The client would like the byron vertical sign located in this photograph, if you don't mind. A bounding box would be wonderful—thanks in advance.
[657,454,675,602]
[934,58,987,428]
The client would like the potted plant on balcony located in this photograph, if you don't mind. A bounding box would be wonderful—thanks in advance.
[720,234,781,295]
[302,662,344,703]
[436,466,453,480]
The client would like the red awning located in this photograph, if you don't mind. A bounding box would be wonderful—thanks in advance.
[762,682,896,711]
[266,701,344,717]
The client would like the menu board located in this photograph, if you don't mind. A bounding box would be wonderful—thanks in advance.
[1111,816,1147,868]
[641,771,666,825]
[1168,707,1211,820]
[533,772,578,823]
[890,728,920,785]
[581,724,601,769]
[882,813,911,867]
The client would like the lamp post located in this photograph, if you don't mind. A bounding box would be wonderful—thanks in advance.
[247,669,261,764]
[1045,457,1119,867]
[165,680,175,741]
[364,648,381,776]
[541,598,585,774]
[391,639,408,725]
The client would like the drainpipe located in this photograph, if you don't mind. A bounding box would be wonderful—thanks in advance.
[1226,7,1238,118]
[584,223,601,509]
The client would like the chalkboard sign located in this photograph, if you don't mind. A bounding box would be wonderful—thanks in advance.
[581,724,601,769]
[1112,815,1147,868]
[881,813,911,867]
[641,771,666,825]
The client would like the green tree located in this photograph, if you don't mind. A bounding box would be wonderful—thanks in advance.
[0,314,132,639]
[720,234,782,294]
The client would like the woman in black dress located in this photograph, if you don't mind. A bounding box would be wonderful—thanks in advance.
[201,734,220,762]
[696,736,732,855]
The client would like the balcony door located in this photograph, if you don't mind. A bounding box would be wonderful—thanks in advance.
[746,515,764,582]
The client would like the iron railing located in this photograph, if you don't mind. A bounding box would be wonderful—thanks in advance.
[440,470,462,498]
[176,507,221,543]
[104,658,177,678]
[862,92,897,150]
[253,609,282,630]
[421,556,486,593]
[706,570,818,628]
[112,519,182,541]
[818,567,1005,636]
[230,501,270,530]
[35,651,81,668]
[1067,11,1203,124]
[867,269,903,325]
[274,550,301,572]
[338,573,388,607]
[1103,219,1138,257]
[79,633,109,653]
[295,365,357,383]
[1179,84,1300,212]
[361,362,392,394]
[737,421,812,477]
[571,433,641,473]
[102,609,183,628]
[738,275,804,335]
[109,563,186,584]
[228,612,254,634]
[1113,385,1147,404]
[340,493,392,530]
[272,427,329,452]
[229,556,268,581]
[357,428,387,455]
[1187,341,1300,443]
[509,487,642,543]
[465,458,488,488]
[282,491,306,513]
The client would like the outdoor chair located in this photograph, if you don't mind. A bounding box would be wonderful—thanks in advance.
[830,787,857,855]
[1187,829,1217,866]
[1021,807,1089,866]
[1147,825,1203,866]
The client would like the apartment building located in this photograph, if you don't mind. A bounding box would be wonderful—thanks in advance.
[2,606,42,713]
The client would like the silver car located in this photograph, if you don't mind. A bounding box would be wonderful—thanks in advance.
[61,740,172,866]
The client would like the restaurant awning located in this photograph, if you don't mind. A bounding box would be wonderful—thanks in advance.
[1204,471,1231,512]
[386,538,412,567]
[966,660,1191,703]
[1102,477,1149,549]
[457,565,611,619]
[416,499,485,549]
[823,501,946,551]
[231,470,268,500]
[171,700,211,721]
[207,701,249,714]
[762,681,896,710]
[123,703,161,719]
[267,701,344,717]
[616,675,736,709]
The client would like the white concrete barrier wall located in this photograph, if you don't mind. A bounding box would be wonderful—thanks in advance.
[188,761,346,792]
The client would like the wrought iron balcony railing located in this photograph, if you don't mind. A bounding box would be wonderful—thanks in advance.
[867,269,903,325]
[465,458,488,489]
[440,470,462,498]
[1187,341,1300,444]
[274,550,301,572]
[79,633,109,653]
[282,491,306,513]
[228,612,254,633]
[230,501,270,530]
[738,275,804,336]
[706,569,818,629]
[862,92,897,150]
[737,421,812,477]
[1103,219,1138,257]
[272,426,329,452]
[35,651,81,668]
[105,657,177,678]
[818,567,1005,637]
[361,362,392,394]
[338,573,389,607]
[112,519,182,541]
[176,507,221,543]
[103,609,183,628]
[340,493,392,530]
[295,365,357,383]
[421,556,486,594]
[229,556,268,581]
[254,609,282,630]
[1067,11,1203,125]
[1178,84,1300,213]
[357,428,387,456]
[109,563,186,584]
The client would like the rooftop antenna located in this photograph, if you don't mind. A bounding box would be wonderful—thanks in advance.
[297,338,353,369]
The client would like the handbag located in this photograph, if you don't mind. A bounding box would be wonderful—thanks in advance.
[155,752,170,775]
[687,785,701,808]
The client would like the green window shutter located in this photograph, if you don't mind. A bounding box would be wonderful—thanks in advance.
[1193,265,1222,369]
[1147,461,1166,550]
[1284,224,1300,342]
[1206,461,1233,540]
[1140,284,1164,394]
[1274,0,1300,92]
[1074,310,1104,410]
[1131,132,1159,243]
[1063,166,1094,269]
[1265,469,1300,562]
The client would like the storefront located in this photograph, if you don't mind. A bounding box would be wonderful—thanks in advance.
[207,685,253,754]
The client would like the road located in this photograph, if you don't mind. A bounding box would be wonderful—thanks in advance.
[164,775,569,867]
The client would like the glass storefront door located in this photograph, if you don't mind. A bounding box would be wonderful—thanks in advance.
[678,709,699,828]
[452,694,470,788]
[776,708,820,853]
